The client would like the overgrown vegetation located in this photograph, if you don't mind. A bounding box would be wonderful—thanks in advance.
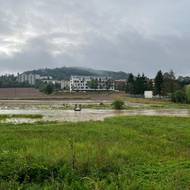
[171,90,187,103]
[0,114,43,121]
[112,99,125,109]
[171,85,190,104]
[38,82,54,94]
[0,116,190,189]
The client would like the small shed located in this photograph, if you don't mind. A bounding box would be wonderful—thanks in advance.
[144,91,153,99]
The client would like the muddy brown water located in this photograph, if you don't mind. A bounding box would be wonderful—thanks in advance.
[1,109,190,123]
[0,100,190,123]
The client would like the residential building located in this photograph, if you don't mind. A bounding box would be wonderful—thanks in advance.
[61,80,70,90]
[17,73,40,85]
[70,76,115,92]
[114,79,127,91]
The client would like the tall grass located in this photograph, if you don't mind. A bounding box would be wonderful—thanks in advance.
[0,114,43,120]
[0,116,190,189]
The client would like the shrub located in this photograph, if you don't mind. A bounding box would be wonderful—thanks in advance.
[171,90,186,103]
[185,85,190,103]
[112,100,125,110]
[40,83,54,95]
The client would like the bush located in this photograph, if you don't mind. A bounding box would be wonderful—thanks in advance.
[171,90,186,103]
[185,85,190,103]
[112,100,125,110]
[40,83,54,95]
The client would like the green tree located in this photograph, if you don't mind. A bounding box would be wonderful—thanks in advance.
[134,74,142,94]
[154,70,163,96]
[126,73,135,94]
[147,79,153,91]
[112,100,125,110]
[162,70,179,95]
[141,73,149,92]
[171,90,186,103]
[134,74,148,95]
[185,85,190,103]
[40,83,54,94]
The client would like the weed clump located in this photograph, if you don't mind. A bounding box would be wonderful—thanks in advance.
[112,100,125,110]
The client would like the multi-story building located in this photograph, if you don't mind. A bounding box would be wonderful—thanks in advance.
[17,73,40,85]
[61,80,70,90]
[70,76,115,92]
[114,79,127,91]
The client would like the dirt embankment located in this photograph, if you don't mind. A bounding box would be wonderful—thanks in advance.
[0,88,44,99]
[0,88,127,100]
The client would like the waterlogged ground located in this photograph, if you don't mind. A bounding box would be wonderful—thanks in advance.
[1,100,190,123]
[1,109,190,124]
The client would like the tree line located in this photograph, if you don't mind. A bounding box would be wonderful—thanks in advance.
[126,70,190,103]
[126,70,181,96]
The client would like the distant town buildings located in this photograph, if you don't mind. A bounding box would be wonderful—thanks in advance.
[17,73,40,85]
[17,73,54,85]
[114,79,127,91]
[61,80,70,90]
[18,73,126,92]
[70,76,115,92]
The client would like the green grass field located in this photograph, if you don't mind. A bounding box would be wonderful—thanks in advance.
[0,116,190,189]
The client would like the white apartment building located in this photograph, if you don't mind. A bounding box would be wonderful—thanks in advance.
[18,73,40,85]
[70,76,115,92]
[61,80,70,90]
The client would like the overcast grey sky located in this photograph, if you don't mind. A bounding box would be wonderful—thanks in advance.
[0,0,190,76]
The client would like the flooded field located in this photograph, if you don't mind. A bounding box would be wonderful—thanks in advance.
[0,99,112,110]
[1,100,190,123]
[1,108,190,124]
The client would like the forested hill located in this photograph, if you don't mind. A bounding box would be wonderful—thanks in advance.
[25,67,129,80]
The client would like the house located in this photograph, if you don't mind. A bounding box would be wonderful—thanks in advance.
[70,76,115,92]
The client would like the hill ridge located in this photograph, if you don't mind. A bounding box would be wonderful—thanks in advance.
[25,66,129,80]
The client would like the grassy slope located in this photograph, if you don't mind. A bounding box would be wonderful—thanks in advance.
[0,116,190,189]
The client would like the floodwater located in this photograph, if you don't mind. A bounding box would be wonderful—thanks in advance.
[1,109,190,123]
[0,100,190,123]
